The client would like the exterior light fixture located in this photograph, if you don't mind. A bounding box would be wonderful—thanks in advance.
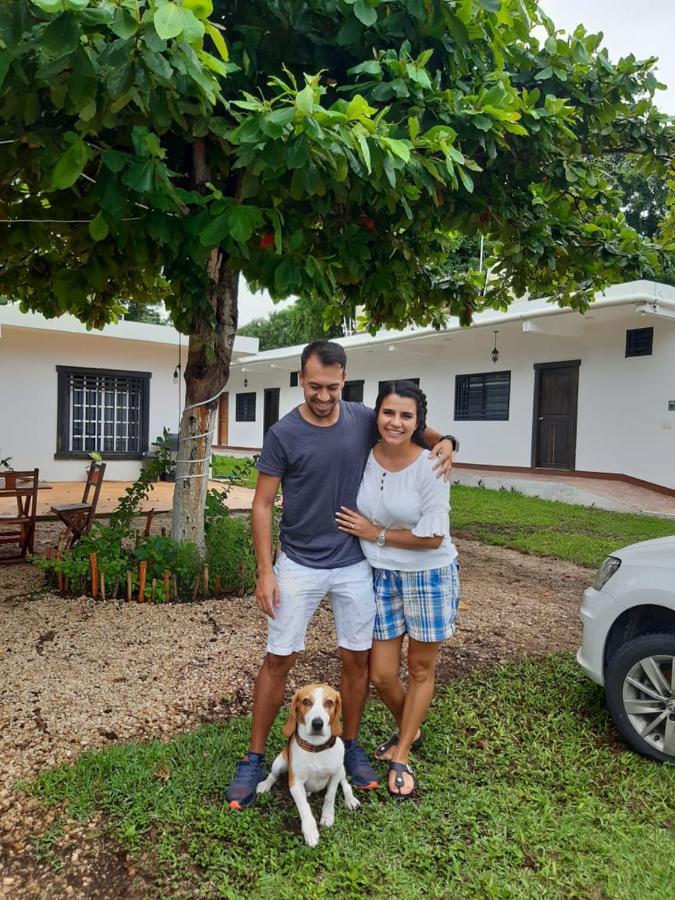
[490,330,500,365]
[242,367,248,388]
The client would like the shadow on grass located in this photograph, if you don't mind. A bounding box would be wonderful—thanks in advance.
[29,653,675,899]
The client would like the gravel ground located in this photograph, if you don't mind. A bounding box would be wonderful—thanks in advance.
[0,514,592,898]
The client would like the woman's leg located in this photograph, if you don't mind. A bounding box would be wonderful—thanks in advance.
[389,638,442,795]
[369,635,406,725]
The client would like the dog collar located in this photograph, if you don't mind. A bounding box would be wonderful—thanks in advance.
[294,732,337,753]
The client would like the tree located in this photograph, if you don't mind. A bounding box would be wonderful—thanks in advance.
[1,0,673,550]
[239,299,344,350]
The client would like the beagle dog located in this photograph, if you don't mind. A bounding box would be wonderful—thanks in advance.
[256,683,360,847]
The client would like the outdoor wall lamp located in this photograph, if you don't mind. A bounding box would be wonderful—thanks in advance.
[490,330,500,365]
[242,367,248,388]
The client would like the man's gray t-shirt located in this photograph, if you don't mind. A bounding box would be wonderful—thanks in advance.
[256,402,377,569]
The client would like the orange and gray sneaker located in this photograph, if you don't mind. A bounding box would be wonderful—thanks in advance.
[225,752,266,810]
[343,740,379,790]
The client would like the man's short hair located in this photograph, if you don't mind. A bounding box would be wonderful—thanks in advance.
[301,340,347,371]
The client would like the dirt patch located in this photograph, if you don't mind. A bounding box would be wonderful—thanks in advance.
[0,513,591,898]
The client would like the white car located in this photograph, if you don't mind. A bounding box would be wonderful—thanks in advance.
[577,535,675,764]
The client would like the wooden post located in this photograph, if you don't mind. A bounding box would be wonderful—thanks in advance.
[90,553,98,600]
[202,564,209,597]
[215,576,222,595]
[151,578,157,602]
[164,570,170,601]
[56,550,62,592]
[112,576,120,600]
[173,574,178,602]
[126,571,132,603]
[144,508,155,537]
[138,561,147,603]
[100,572,106,603]
[191,575,200,602]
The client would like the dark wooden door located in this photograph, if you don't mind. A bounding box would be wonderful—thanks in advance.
[532,361,580,469]
[263,388,280,436]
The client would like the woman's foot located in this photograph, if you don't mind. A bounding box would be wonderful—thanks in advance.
[387,761,415,800]
[373,731,422,761]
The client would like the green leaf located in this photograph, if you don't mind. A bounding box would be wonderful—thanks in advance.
[348,59,381,76]
[101,149,126,173]
[535,66,553,81]
[353,0,377,27]
[346,94,376,120]
[473,114,492,132]
[179,8,205,43]
[260,107,295,139]
[457,166,474,193]
[111,8,137,39]
[142,47,173,82]
[43,12,80,57]
[88,212,109,242]
[122,160,155,193]
[295,85,314,116]
[228,205,263,243]
[183,0,213,18]
[31,0,65,12]
[0,50,9,91]
[381,136,410,163]
[52,138,89,189]
[205,21,228,61]
[200,212,230,246]
[153,3,183,41]
[354,129,371,173]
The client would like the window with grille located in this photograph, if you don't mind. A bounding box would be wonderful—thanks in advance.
[625,327,653,357]
[343,380,364,403]
[236,392,257,422]
[454,371,511,421]
[290,371,299,387]
[56,367,150,458]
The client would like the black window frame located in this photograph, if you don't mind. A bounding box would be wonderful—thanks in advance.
[55,365,151,460]
[289,371,299,387]
[625,327,653,358]
[342,379,365,403]
[235,391,257,422]
[454,371,511,421]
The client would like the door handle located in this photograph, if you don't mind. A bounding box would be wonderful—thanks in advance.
[538,416,544,421]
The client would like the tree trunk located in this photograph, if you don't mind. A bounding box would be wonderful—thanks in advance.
[171,257,239,553]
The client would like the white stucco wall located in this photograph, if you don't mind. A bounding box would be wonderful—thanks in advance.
[0,326,183,481]
[224,303,675,489]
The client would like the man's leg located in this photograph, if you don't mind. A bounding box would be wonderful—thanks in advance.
[250,651,298,753]
[330,560,380,789]
[339,647,370,741]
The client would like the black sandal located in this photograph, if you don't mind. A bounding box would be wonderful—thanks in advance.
[387,762,415,800]
[373,731,423,760]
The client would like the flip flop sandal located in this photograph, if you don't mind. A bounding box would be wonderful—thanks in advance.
[387,762,416,800]
[373,731,423,760]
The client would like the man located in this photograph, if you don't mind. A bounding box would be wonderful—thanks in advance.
[226,340,457,809]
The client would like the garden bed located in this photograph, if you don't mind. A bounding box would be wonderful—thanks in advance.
[0,518,592,897]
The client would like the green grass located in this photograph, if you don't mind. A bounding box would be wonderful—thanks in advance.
[30,654,675,899]
[451,485,675,568]
[210,454,258,489]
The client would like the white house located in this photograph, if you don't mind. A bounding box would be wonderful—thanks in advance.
[0,306,258,481]
[1,280,674,492]
[222,280,675,493]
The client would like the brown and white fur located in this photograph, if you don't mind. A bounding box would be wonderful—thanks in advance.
[256,683,360,847]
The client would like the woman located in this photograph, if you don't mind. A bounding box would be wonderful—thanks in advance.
[335,381,459,799]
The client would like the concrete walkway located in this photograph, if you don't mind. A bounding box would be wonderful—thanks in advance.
[453,467,675,519]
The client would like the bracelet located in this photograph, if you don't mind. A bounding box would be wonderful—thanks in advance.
[440,434,460,453]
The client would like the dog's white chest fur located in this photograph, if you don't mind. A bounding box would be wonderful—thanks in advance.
[293,741,344,794]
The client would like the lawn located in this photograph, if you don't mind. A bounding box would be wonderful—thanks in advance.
[29,654,675,899]
[210,454,258,489]
[451,485,675,568]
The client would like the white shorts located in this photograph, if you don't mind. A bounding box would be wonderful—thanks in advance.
[267,552,376,655]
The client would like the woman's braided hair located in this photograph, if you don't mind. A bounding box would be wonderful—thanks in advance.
[374,381,429,449]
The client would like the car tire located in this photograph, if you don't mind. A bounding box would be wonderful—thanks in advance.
[605,632,675,764]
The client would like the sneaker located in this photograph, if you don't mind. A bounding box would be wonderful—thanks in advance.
[225,753,266,810]
[344,740,379,790]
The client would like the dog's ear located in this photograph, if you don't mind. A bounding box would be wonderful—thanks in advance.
[331,691,342,737]
[282,691,299,738]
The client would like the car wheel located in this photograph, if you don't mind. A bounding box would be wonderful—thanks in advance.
[605,632,675,764]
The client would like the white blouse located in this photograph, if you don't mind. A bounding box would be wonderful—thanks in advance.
[356,449,457,572]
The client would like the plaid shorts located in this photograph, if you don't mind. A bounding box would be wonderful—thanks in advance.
[372,561,460,643]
